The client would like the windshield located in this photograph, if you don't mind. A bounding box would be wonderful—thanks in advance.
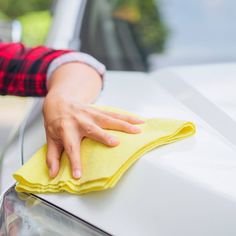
[79,0,236,71]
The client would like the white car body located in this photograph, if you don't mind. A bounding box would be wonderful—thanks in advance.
[1,0,236,235]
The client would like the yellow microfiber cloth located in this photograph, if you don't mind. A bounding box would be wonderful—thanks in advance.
[13,107,196,195]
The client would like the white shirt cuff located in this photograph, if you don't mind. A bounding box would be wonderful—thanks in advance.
[47,52,106,87]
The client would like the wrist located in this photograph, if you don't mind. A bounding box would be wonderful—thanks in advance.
[47,62,102,104]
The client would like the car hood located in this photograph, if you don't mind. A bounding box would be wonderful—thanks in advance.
[2,64,236,236]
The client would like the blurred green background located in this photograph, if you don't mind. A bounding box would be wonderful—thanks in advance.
[0,0,167,53]
[0,0,53,46]
[113,0,167,54]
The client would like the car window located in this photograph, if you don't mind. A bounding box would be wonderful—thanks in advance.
[79,0,167,71]
[78,0,236,71]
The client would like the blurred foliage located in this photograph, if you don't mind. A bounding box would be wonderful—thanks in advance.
[0,11,9,20]
[112,0,168,54]
[0,0,52,18]
[0,0,52,46]
[0,0,167,52]
[18,11,51,46]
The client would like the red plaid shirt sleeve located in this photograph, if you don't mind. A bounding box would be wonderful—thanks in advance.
[0,43,72,96]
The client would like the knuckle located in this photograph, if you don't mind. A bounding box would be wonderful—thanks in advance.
[76,105,89,114]
[126,124,134,131]
[113,113,127,120]
[113,113,122,119]
[65,143,74,155]
[46,158,51,167]
[95,131,109,143]
[70,102,77,111]
[124,122,133,130]
[100,116,110,124]
[57,119,67,134]
[47,126,54,135]
[118,121,130,130]
[103,133,112,142]
[84,123,96,135]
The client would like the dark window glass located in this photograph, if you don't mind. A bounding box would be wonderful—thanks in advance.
[79,0,167,71]
[79,0,236,71]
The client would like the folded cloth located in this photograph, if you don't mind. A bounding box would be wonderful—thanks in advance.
[13,107,196,195]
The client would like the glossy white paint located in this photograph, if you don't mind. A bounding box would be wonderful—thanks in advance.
[168,63,236,120]
[2,66,236,235]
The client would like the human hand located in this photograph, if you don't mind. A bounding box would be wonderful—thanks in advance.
[43,62,144,179]
[43,98,144,179]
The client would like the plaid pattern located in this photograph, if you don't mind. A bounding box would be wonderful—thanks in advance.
[0,43,71,96]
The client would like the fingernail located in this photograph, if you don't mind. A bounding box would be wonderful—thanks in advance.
[73,169,82,179]
[131,126,141,132]
[137,119,145,123]
[49,162,58,178]
[109,137,119,146]
[49,168,55,178]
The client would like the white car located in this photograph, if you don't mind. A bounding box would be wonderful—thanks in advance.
[1,0,236,235]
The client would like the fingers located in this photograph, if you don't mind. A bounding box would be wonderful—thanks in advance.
[46,137,63,178]
[96,114,142,134]
[81,121,120,147]
[61,126,82,179]
[45,106,145,180]
[100,110,145,124]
